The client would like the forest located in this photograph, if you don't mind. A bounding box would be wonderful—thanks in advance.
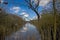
[0,9,25,40]
[0,0,60,40]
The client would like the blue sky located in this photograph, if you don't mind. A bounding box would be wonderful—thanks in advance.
[0,0,51,21]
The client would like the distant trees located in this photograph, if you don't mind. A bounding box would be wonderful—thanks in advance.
[0,9,25,40]
[30,0,60,40]
[31,12,60,40]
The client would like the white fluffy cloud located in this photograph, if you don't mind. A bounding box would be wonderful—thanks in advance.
[20,12,26,15]
[39,0,50,6]
[0,0,3,3]
[34,0,50,6]
[21,12,29,17]
[24,14,29,17]
[30,16,38,20]
[10,6,20,13]
[20,12,30,21]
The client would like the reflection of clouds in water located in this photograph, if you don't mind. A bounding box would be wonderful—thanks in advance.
[20,27,28,32]
[23,27,28,31]
[5,23,41,40]
[20,23,36,32]
[25,23,36,28]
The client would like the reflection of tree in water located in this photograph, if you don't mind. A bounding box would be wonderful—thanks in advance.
[5,23,41,40]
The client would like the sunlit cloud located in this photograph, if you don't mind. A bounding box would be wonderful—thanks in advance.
[33,16,38,19]
[21,12,29,19]
[20,12,30,21]
[30,16,38,20]
[20,12,26,15]
[0,0,3,3]
[39,0,50,6]
[34,0,50,6]
[30,18,33,20]
[30,15,42,20]
[10,6,20,13]
[24,14,29,17]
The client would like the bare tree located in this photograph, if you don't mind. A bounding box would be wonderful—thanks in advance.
[24,0,40,20]
[24,0,45,40]
[52,0,57,40]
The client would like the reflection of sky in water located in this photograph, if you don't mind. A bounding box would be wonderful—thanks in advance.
[5,23,41,40]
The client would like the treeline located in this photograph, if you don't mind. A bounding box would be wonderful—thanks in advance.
[29,0,60,40]
[30,12,60,40]
[0,9,25,40]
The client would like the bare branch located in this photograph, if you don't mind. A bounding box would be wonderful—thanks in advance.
[35,0,40,9]
[25,0,40,20]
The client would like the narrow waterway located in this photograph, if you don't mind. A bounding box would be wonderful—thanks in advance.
[5,23,41,40]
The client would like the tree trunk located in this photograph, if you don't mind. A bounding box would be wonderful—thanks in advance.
[53,0,57,40]
[47,26,51,40]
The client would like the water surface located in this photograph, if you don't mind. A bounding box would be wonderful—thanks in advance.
[5,23,41,40]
